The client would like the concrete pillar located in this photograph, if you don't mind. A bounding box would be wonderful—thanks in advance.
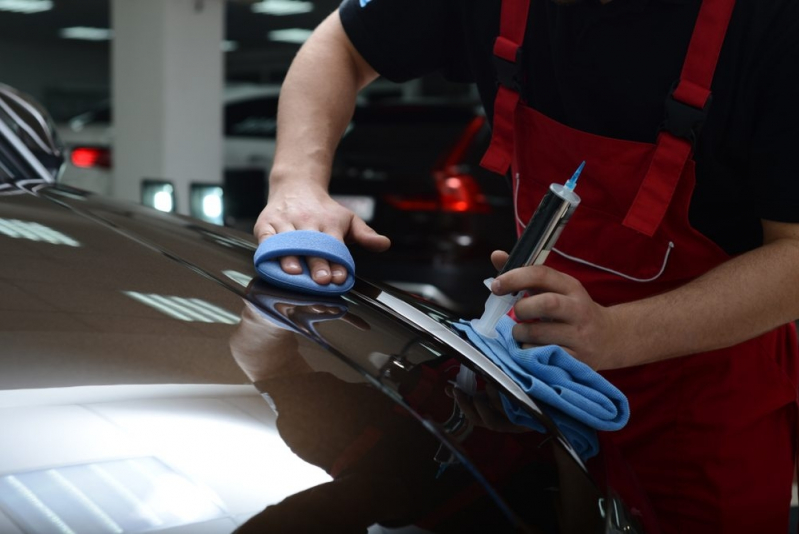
[111,0,224,215]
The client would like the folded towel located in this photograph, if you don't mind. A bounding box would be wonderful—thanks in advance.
[254,230,355,296]
[453,316,629,459]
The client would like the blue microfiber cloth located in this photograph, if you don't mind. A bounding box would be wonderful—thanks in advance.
[452,316,629,460]
[254,230,355,296]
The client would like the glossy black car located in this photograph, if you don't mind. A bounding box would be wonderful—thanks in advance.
[0,84,651,534]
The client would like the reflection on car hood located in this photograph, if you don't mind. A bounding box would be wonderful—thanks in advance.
[0,182,629,533]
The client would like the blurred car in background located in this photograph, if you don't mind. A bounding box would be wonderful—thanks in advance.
[1,82,651,534]
[57,89,516,318]
[55,84,282,197]
[327,100,517,318]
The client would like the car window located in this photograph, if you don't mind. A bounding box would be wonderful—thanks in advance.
[224,97,279,138]
[68,103,112,129]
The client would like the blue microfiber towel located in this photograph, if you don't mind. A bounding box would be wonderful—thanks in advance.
[254,230,355,296]
[453,316,630,460]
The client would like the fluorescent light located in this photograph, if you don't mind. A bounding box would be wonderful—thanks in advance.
[0,458,226,533]
[123,291,240,324]
[59,27,113,41]
[190,184,224,226]
[203,192,223,219]
[153,191,173,212]
[0,218,80,246]
[0,0,52,14]
[251,0,313,16]
[267,28,313,44]
[141,180,175,213]
[221,40,238,52]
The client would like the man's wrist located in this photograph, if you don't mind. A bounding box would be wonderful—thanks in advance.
[604,302,655,370]
[268,164,330,196]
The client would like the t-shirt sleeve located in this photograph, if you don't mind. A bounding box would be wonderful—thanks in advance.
[749,3,799,223]
[338,0,469,83]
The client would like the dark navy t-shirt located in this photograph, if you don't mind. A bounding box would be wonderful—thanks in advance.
[339,0,799,255]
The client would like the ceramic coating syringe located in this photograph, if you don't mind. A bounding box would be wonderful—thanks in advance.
[470,162,584,338]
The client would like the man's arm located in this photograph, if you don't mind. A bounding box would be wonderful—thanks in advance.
[254,11,390,285]
[490,219,799,370]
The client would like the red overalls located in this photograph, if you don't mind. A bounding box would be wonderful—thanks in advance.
[481,0,799,532]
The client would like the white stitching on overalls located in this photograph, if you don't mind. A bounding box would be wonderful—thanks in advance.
[513,172,674,283]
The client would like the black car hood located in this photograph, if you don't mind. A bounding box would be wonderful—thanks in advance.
[0,182,638,533]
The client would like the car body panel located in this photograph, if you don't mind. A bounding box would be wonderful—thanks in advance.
[0,180,641,533]
[1,87,647,533]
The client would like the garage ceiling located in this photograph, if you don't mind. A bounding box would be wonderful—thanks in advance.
[0,0,341,48]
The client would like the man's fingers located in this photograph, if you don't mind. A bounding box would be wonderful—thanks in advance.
[490,250,509,271]
[258,221,300,275]
[279,255,303,274]
[277,256,349,284]
[513,291,578,323]
[303,257,331,283]
[254,223,277,244]
[329,262,349,284]
[512,320,573,349]
[493,264,580,297]
[348,216,391,252]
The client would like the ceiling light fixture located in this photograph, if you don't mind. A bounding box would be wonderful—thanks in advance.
[267,28,313,44]
[0,0,52,14]
[59,27,114,41]
[251,0,313,16]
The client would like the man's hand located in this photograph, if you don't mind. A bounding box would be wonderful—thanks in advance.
[489,251,627,370]
[254,182,390,285]
[251,10,388,287]
[490,218,799,370]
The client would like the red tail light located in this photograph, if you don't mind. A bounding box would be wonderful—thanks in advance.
[383,196,439,211]
[434,171,491,213]
[70,147,112,169]
[384,115,491,214]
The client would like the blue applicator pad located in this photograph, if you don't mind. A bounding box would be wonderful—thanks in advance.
[253,230,355,296]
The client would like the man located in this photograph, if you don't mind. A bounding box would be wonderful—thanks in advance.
[254,0,799,531]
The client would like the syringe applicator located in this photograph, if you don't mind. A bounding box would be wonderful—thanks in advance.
[470,162,584,338]
[470,278,522,338]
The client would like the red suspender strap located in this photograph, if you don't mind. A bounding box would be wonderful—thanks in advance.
[480,0,531,175]
[623,0,736,237]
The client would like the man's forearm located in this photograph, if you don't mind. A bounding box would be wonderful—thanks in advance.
[269,11,378,192]
[611,230,799,368]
